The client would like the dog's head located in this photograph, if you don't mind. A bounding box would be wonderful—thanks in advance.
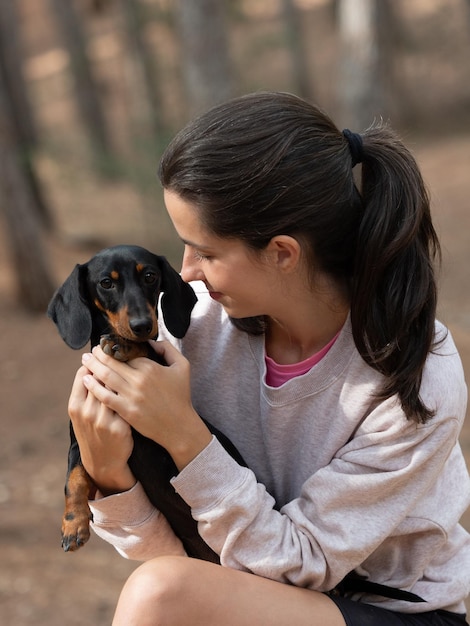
[47,245,197,349]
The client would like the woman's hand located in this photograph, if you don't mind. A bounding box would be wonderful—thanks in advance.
[68,365,136,496]
[80,341,212,470]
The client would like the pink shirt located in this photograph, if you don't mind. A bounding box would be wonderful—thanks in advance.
[265,332,340,387]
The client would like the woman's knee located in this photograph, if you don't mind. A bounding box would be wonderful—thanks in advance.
[114,556,195,626]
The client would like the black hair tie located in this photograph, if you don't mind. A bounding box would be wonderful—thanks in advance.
[342,129,364,167]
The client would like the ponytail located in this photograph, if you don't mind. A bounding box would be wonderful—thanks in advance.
[350,123,441,423]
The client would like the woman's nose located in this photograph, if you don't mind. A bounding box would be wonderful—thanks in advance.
[181,248,204,283]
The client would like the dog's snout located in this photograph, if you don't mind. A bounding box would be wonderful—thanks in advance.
[129,317,154,338]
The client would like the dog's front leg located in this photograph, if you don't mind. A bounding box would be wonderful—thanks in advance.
[62,428,95,552]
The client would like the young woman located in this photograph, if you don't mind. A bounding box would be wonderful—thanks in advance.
[68,92,470,625]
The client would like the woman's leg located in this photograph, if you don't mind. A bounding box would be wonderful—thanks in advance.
[112,556,346,626]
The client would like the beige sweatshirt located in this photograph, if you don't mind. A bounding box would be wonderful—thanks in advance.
[90,282,470,614]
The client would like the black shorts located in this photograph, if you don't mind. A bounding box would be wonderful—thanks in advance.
[328,596,468,626]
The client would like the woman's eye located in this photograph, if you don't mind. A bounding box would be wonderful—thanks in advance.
[194,250,211,261]
[100,278,113,289]
[144,271,157,284]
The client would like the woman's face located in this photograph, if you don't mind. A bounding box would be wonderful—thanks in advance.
[164,189,282,319]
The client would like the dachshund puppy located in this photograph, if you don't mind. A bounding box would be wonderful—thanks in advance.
[48,245,244,562]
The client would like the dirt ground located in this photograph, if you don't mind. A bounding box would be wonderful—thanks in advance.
[1,1,470,624]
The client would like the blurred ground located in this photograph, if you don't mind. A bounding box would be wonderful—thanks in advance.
[1,0,470,624]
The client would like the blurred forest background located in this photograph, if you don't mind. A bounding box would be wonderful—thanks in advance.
[1,0,469,624]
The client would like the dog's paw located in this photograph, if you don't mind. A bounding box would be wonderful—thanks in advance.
[61,507,93,552]
[100,334,148,361]
[100,334,131,361]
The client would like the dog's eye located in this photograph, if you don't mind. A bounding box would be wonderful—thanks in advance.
[144,272,157,285]
[100,278,113,289]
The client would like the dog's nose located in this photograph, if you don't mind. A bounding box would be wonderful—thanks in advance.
[129,318,153,338]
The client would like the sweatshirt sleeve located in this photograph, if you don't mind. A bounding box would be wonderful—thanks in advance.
[171,409,467,591]
[89,481,186,561]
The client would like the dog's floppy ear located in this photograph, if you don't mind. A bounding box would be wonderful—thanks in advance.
[47,264,92,349]
[157,256,197,338]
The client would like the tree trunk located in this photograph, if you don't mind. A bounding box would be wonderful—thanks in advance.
[0,0,53,230]
[177,0,233,118]
[0,74,55,312]
[118,0,164,141]
[49,0,113,162]
[281,0,315,102]
[336,0,384,130]
[0,0,37,146]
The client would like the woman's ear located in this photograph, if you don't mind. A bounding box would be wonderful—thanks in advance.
[266,235,302,273]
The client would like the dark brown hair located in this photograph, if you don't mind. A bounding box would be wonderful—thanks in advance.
[158,92,440,423]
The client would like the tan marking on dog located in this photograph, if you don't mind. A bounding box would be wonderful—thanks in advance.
[105,305,159,341]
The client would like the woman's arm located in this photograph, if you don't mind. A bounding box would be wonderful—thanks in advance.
[68,363,136,495]
[90,481,186,561]
[169,409,467,592]
[68,361,187,560]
